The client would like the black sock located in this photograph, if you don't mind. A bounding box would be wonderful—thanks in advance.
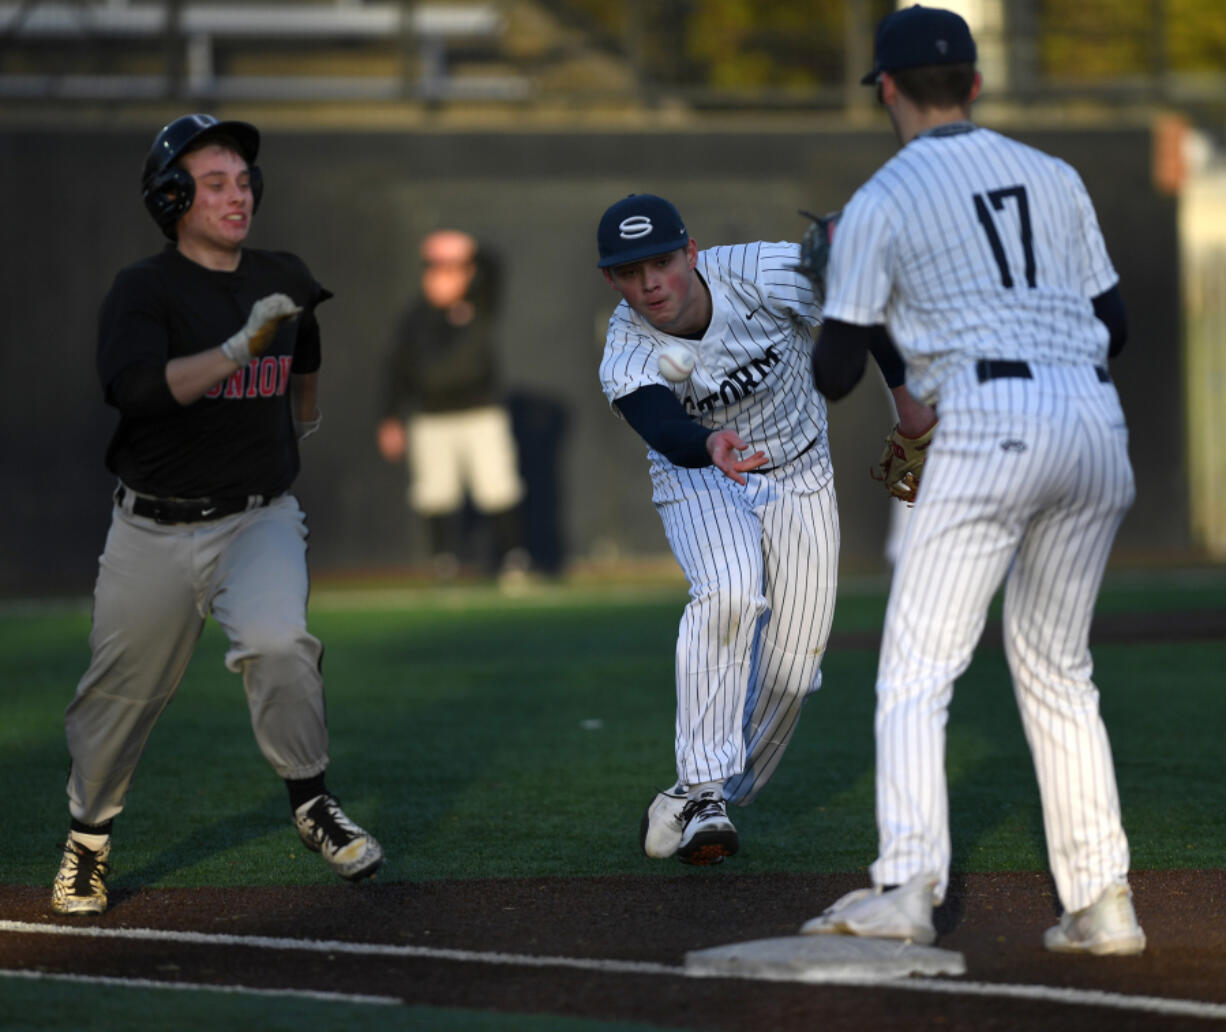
[70,818,113,836]
[286,774,328,813]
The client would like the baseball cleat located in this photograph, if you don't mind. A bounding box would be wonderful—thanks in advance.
[294,794,384,882]
[1043,881,1146,956]
[639,786,688,859]
[51,837,111,916]
[800,872,938,944]
[677,790,738,866]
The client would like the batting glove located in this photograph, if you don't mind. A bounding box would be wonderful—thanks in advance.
[221,293,302,367]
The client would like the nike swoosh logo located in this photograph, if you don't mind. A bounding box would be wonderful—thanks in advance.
[746,307,761,320]
[201,507,218,517]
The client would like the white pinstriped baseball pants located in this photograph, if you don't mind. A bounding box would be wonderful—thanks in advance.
[655,448,839,804]
[870,363,1135,913]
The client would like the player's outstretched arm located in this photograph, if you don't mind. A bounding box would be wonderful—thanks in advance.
[707,430,767,486]
[615,387,765,483]
[615,385,713,468]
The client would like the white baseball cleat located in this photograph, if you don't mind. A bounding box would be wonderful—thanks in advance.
[639,787,688,859]
[1043,881,1146,956]
[800,872,939,944]
[676,790,738,866]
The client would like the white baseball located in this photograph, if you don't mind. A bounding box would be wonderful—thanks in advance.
[657,343,697,382]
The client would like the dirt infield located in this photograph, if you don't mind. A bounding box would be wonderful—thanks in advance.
[3,868,1224,1031]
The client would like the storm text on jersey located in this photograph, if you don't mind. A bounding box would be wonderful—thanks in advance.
[684,344,783,415]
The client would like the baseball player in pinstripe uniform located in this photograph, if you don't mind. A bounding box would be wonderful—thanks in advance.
[597,194,928,865]
[799,6,1145,955]
[50,114,382,916]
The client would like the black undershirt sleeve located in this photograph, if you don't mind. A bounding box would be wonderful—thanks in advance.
[106,361,180,417]
[813,319,904,400]
[866,325,906,388]
[291,307,323,374]
[1092,284,1127,358]
[614,385,712,468]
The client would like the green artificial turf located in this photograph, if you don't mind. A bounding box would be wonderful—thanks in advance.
[1,566,1222,1031]
[2,566,1223,889]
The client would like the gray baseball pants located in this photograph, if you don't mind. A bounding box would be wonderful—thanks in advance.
[65,491,329,826]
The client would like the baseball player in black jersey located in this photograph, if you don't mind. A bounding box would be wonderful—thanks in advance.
[799,6,1144,955]
[51,114,382,916]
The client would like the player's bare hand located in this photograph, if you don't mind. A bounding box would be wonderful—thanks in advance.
[707,429,768,486]
[221,293,302,366]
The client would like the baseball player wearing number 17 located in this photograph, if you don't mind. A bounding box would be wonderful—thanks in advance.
[596,194,927,865]
[50,114,382,916]
[799,6,1144,955]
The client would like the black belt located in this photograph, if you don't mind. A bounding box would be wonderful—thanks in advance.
[759,435,818,473]
[976,360,1110,384]
[115,485,277,525]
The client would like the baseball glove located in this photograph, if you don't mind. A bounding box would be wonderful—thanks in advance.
[794,209,840,306]
[871,419,938,504]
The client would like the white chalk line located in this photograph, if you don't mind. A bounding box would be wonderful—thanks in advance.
[3,920,1225,1022]
[0,966,398,1006]
[0,920,674,977]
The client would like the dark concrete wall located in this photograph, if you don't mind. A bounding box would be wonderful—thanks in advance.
[0,124,1181,594]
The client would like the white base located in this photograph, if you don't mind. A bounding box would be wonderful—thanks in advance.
[684,934,966,983]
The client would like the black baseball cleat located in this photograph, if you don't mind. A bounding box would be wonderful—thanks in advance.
[294,794,384,882]
[676,791,739,866]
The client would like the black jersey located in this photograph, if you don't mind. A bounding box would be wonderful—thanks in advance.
[382,249,502,417]
[98,245,330,499]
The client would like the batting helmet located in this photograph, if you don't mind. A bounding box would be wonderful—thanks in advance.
[141,113,263,239]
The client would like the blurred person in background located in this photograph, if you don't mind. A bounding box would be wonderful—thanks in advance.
[376,229,529,584]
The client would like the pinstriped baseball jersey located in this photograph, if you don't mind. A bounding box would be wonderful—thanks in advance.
[599,238,839,813]
[600,241,831,499]
[825,124,1118,403]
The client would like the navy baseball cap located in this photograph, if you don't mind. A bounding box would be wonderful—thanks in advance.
[597,194,689,268]
[861,5,977,85]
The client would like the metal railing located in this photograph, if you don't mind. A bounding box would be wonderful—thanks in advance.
[0,0,531,101]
